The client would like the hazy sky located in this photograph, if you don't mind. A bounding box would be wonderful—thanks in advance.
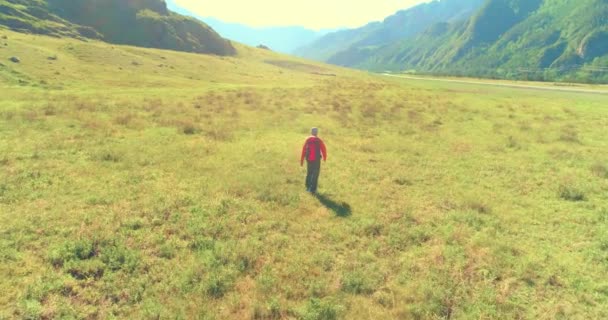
[173,0,431,29]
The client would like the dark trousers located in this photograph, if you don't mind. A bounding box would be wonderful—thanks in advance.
[306,160,321,193]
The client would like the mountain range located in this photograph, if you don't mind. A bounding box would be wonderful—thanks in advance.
[296,0,486,63]
[298,0,608,82]
[165,0,334,54]
[367,0,608,82]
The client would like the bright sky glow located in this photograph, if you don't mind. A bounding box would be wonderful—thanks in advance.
[173,0,432,29]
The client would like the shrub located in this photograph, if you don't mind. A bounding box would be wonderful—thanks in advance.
[558,184,586,202]
[361,104,380,118]
[20,299,43,320]
[559,127,580,143]
[206,272,231,298]
[519,121,532,131]
[23,276,64,302]
[48,240,96,267]
[100,243,140,272]
[361,220,384,237]
[98,151,121,162]
[122,217,146,230]
[205,128,232,141]
[300,298,341,320]
[0,183,8,199]
[393,178,413,186]
[21,110,40,122]
[158,243,177,259]
[181,122,200,135]
[114,114,133,126]
[85,196,112,206]
[591,163,608,178]
[253,297,282,320]
[268,297,282,318]
[43,104,57,116]
[188,237,215,251]
[388,226,431,250]
[506,136,519,149]
[464,200,492,214]
[65,259,105,280]
[49,239,140,278]
[373,290,394,308]
[598,208,608,223]
[599,234,608,251]
[341,270,379,295]
[256,268,277,294]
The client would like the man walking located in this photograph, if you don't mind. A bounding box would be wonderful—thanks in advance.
[301,127,327,194]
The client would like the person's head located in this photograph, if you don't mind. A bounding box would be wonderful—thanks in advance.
[311,127,319,136]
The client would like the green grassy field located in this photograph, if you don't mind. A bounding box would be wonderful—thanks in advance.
[2,29,608,319]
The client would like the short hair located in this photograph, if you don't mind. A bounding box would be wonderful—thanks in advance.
[311,127,319,136]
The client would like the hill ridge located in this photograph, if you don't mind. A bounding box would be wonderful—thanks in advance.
[0,0,236,56]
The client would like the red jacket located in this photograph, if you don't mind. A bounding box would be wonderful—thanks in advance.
[301,136,327,164]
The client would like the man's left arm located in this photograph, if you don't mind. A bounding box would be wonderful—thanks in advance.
[320,140,327,162]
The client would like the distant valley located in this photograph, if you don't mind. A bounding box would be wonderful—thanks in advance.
[165,0,336,54]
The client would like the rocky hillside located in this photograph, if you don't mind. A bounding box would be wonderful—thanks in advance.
[0,0,236,55]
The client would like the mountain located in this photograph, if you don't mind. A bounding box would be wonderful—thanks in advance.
[295,0,486,63]
[361,0,608,82]
[165,0,333,54]
[0,0,101,39]
[0,0,235,56]
[297,0,608,83]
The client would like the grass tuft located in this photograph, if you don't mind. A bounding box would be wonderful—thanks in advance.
[559,127,581,143]
[300,298,341,320]
[340,270,381,295]
[180,121,200,135]
[464,199,492,214]
[591,163,608,178]
[558,184,586,202]
[393,178,413,186]
[48,240,97,268]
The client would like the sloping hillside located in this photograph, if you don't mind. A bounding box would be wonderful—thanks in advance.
[295,0,485,63]
[0,0,236,55]
[360,0,608,82]
[0,28,343,89]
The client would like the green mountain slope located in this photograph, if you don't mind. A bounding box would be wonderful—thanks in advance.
[361,0,608,82]
[295,0,485,63]
[0,0,235,56]
[0,0,101,38]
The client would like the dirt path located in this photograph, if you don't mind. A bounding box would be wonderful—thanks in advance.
[382,74,608,95]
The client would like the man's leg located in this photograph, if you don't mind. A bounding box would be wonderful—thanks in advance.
[306,161,313,191]
[310,160,321,193]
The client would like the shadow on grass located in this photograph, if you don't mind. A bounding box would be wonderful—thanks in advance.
[315,193,352,217]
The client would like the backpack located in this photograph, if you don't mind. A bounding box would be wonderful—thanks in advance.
[305,137,321,161]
